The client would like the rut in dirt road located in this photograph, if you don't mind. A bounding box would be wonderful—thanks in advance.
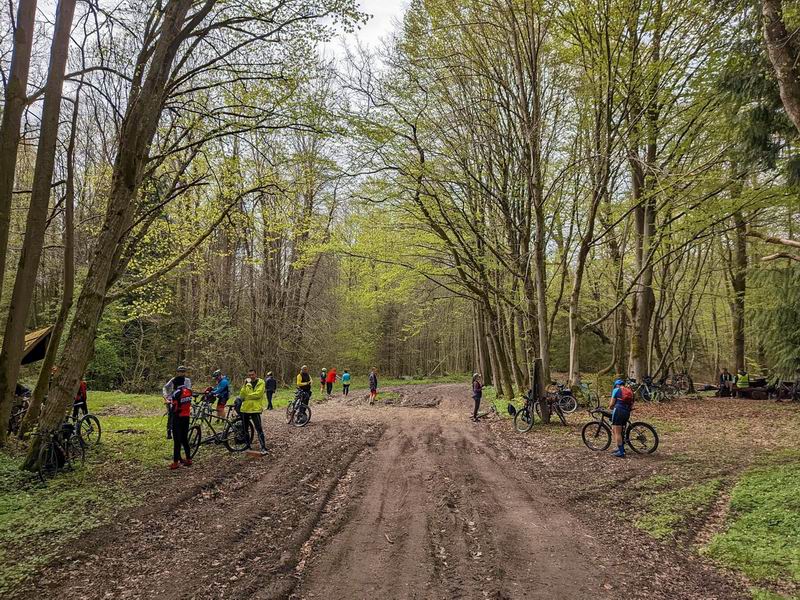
[294,412,612,599]
[14,384,749,600]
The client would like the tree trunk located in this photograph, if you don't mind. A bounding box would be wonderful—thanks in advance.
[0,0,77,445]
[18,87,79,436]
[24,0,196,469]
[731,211,747,371]
[0,0,38,304]
[762,0,800,134]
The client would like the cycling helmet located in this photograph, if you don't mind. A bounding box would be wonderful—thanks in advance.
[177,365,187,372]
[267,371,273,376]
[212,369,222,378]
[614,379,625,386]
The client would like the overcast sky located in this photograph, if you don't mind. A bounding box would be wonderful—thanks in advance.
[322,0,410,58]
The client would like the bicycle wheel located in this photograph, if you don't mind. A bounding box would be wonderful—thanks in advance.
[38,439,59,483]
[513,408,534,433]
[285,402,296,425]
[627,422,659,454]
[558,395,578,414]
[66,435,85,468]
[188,425,202,458]
[77,414,101,448]
[581,420,611,451]
[223,417,253,452]
[293,405,311,427]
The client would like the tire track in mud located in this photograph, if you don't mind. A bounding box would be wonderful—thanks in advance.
[15,417,385,600]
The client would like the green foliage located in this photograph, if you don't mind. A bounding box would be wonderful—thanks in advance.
[704,463,800,584]
[635,480,721,539]
[750,266,800,378]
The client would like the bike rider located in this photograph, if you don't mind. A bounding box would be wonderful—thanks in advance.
[168,377,193,469]
[609,379,634,458]
[297,365,312,404]
[72,379,89,420]
[210,369,230,418]
[239,369,268,455]
[163,366,191,440]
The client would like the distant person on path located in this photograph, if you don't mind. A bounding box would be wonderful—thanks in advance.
[718,368,734,397]
[72,380,89,420]
[168,379,193,469]
[265,371,277,410]
[320,368,327,394]
[211,369,230,418]
[326,367,337,396]
[471,373,483,422]
[342,370,351,396]
[735,368,750,398]
[297,365,312,403]
[369,367,378,405]
[609,379,634,458]
[239,369,267,455]
[162,366,191,440]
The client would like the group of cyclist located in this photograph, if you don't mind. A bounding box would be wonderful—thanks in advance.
[161,364,379,470]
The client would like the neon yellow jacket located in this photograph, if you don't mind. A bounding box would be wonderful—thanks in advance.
[735,373,750,388]
[239,378,266,413]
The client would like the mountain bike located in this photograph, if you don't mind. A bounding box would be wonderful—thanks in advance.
[548,382,578,413]
[286,389,312,427]
[35,421,84,484]
[187,391,253,456]
[510,391,535,433]
[533,391,568,425]
[581,407,659,454]
[8,397,29,435]
[574,382,599,408]
[65,411,102,448]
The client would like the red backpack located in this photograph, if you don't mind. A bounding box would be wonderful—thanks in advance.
[618,386,634,406]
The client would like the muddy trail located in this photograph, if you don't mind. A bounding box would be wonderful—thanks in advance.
[15,384,748,600]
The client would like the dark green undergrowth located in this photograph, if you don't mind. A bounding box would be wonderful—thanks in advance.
[704,462,800,587]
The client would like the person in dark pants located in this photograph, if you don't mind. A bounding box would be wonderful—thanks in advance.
[609,379,634,458]
[239,369,267,454]
[368,367,378,405]
[265,371,277,410]
[342,370,351,396]
[72,380,89,420]
[471,373,483,421]
[162,366,191,441]
[326,367,337,396]
[169,383,193,469]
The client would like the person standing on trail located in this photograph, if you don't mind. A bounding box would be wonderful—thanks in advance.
[163,366,191,440]
[169,380,193,469]
[239,369,268,455]
[471,373,483,422]
[326,367,337,396]
[320,368,327,394]
[72,379,89,420]
[341,370,351,396]
[368,367,378,405]
[609,379,634,458]
[211,369,230,418]
[297,365,312,403]
[265,371,277,410]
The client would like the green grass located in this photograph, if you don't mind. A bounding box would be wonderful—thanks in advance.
[636,474,674,490]
[0,450,141,595]
[749,587,795,600]
[704,462,800,585]
[635,479,722,540]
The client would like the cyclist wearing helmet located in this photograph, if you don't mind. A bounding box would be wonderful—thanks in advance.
[609,379,634,457]
[297,365,312,404]
[211,369,230,418]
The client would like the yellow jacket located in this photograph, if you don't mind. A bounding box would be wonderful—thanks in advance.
[239,378,266,413]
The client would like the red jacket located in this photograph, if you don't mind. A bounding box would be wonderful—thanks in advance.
[326,369,337,384]
[171,387,193,417]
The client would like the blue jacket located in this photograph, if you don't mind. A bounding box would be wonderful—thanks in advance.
[212,376,230,402]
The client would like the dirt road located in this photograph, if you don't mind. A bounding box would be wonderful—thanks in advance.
[17,384,747,600]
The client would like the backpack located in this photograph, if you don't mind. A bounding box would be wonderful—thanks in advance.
[618,386,634,406]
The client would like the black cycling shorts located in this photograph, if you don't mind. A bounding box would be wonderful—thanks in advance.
[611,406,631,426]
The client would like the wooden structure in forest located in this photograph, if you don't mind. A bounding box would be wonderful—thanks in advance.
[21,326,53,365]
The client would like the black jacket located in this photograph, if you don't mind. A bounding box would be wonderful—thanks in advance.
[265,376,277,393]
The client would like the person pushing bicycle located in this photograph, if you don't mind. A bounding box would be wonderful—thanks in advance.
[609,379,634,458]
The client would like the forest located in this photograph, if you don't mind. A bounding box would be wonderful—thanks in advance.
[2,2,800,600]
